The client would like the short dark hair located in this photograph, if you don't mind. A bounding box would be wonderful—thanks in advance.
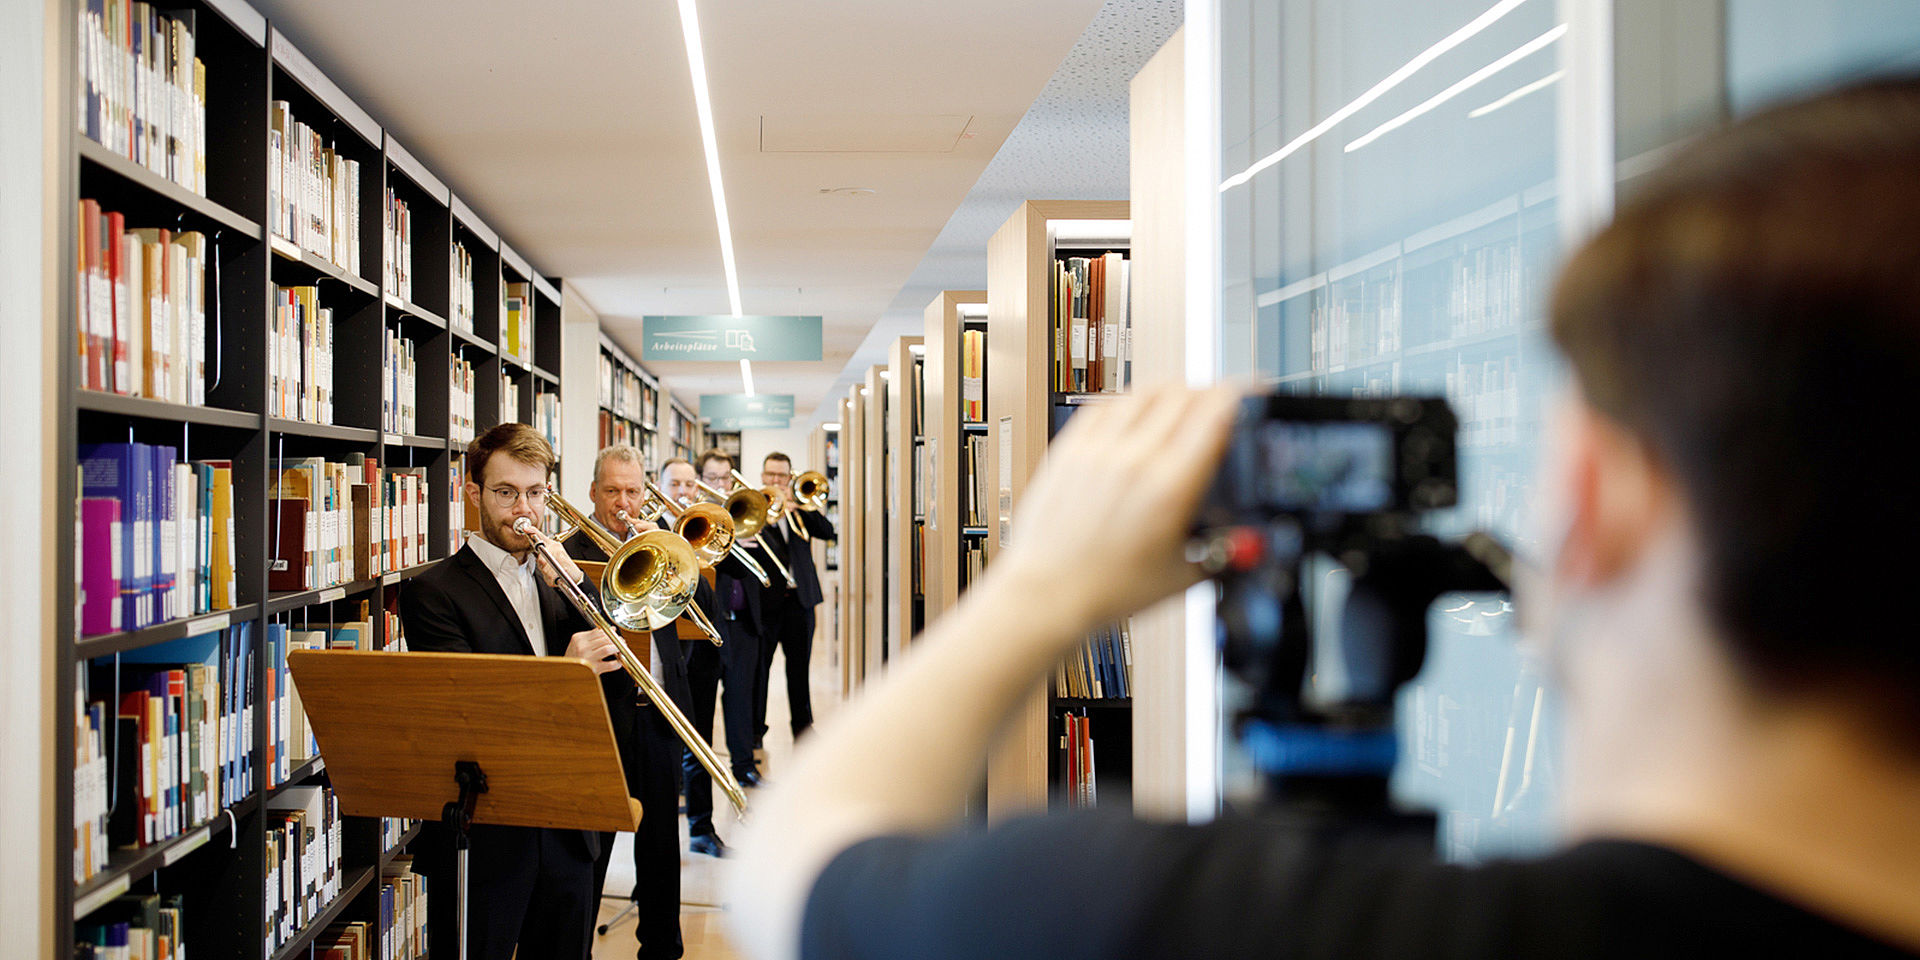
[764,451,793,469]
[696,448,733,475]
[466,423,555,487]
[658,456,693,476]
[1551,77,1920,741]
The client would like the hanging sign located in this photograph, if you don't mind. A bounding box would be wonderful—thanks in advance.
[701,394,795,431]
[642,315,823,362]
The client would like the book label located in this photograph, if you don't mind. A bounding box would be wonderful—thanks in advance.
[318,587,345,603]
[186,613,230,636]
[162,824,210,865]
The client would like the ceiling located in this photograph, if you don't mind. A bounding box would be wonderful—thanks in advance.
[249,0,1180,425]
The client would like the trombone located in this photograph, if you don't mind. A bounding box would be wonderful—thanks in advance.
[730,468,811,543]
[546,493,721,644]
[636,481,775,588]
[510,513,747,815]
[696,477,799,589]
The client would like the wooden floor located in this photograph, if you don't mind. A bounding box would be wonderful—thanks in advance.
[589,637,841,960]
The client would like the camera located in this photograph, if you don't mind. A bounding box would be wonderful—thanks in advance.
[1193,394,1509,810]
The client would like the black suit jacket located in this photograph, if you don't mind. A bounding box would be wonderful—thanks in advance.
[562,528,695,726]
[765,510,836,609]
[397,541,604,868]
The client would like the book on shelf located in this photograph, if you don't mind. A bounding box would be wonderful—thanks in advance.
[503,281,533,362]
[384,326,417,435]
[383,187,411,303]
[78,443,237,634]
[1054,620,1133,700]
[500,374,521,425]
[75,891,188,960]
[534,389,561,451]
[1060,713,1096,808]
[597,350,657,424]
[269,100,362,276]
[1051,252,1131,393]
[449,354,476,444]
[374,859,429,960]
[961,329,986,421]
[76,201,209,402]
[264,784,343,954]
[270,285,335,424]
[77,1,207,196]
[449,241,475,334]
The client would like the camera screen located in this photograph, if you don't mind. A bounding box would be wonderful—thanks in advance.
[1255,421,1394,513]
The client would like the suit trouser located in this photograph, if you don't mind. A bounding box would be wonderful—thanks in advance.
[591,706,685,960]
[755,592,816,742]
[423,822,597,960]
[685,615,760,837]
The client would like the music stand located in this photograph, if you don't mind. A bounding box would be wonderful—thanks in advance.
[287,649,641,960]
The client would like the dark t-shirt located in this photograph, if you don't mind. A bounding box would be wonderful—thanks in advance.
[801,812,1915,960]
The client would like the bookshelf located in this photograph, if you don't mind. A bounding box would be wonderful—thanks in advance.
[596,333,662,466]
[861,364,889,682]
[983,200,1130,820]
[838,385,867,692]
[56,2,562,954]
[885,337,926,653]
[808,421,843,687]
[920,291,987,628]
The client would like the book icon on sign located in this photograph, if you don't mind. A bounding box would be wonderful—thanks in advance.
[726,330,757,352]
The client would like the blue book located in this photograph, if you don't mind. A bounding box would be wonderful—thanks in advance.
[240,622,255,794]
[130,442,154,629]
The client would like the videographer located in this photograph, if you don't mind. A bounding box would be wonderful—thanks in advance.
[727,79,1920,960]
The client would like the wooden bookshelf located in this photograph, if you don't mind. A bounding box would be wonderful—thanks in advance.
[861,364,888,681]
[885,337,925,652]
[839,385,867,692]
[55,1,560,953]
[921,291,987,628]
[983,200,1129,820]
[807,421,842,691]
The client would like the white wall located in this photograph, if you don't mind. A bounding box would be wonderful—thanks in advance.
[0,0,55,946]
[739,425,814,478]
[559,283,604,501]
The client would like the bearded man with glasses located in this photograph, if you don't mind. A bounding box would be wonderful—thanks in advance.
[400,422,625,960]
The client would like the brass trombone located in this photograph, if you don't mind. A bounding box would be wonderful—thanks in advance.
[510,514,747,815]
[731,468,810,543]
[696,477,799,589]
[545,493,721,644]
[636,482,775,587]
[793,470,830,511]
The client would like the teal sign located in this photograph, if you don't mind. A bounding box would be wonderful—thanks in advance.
[643,315,823,362]
[701,394,794,431]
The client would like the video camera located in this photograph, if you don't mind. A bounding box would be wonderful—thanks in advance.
[1192,394,1512,813]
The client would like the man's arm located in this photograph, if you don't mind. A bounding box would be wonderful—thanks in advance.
[798,509,835,542]
[726,386,1241,960]
[397,576,474,653]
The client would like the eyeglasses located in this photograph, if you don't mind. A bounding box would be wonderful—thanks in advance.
[762,470,792,482]
[487,485,550,507]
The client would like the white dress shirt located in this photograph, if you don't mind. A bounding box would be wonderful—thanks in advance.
[466,532,550,657]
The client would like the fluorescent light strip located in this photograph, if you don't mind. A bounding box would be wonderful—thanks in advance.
[675,0,742,320]
[823,422,842,432]
[1468,69,1564,118]
[1344,24,1566,153]
[740,358,755,396]
[1218,0,1535,192]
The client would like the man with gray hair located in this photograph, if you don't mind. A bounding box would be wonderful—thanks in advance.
[567,443,692,960]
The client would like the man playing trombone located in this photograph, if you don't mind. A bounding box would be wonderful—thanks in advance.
[399,423,623,960]
[749,452,836,750]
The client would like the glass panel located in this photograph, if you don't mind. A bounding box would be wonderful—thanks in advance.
[1727,0,1920,114]
[1217,0,1569,861]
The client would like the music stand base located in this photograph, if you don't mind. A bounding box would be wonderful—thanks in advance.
[443,761,489,960]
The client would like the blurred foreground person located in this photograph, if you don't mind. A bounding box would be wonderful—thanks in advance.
[727,78,1920,960]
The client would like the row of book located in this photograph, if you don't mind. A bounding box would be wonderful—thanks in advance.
[271,284,335,423]
[273,609,400,787]
[77,0,207,195]
[1056,621,1133,700]
[960,329,986,421]
[963,540,985,585]
[75,892,186,959]
[451,355,478,444]
[313,859,427,960]
[962,433,990,527]
[383,327,418,436]
[598,409,647,450]
[77,443,237,636]
[265,784,343,955]
[1300,240,1529,375]
[74,626,254,881]
[267,456,433,592]
[270,100,363,277]
[451,242,476,334]
[1051,252,1132,393]
[76,201,209,403]
[448,458,469,556]
[1059,712,1097,809]
[501,376,521,426]
[535,389,562,452]
[1447,355,1523,451]
[502,281,534,364]
[599,351,658,424]
[1312,270,1403,370]
[383,189,413,303]
[909,355,927,435]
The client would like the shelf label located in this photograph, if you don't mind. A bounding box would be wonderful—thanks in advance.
[924,438,938,531]
[185,613,231,637]
[74,875,130,919]
[381,571,401,585]
[643,316,822,362]
[312,757,325,775]
[163,825,211,866]
[318,587,346,604]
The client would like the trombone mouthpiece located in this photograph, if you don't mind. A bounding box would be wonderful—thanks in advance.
[513,517,536,535]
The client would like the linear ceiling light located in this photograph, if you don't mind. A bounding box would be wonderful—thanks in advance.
[1344,24,1566,152]
[1218,0,1535,192]
[1468,69,1564,118]
[675,0,755,394]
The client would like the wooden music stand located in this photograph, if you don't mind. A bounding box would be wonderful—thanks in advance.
[287,649,640,960]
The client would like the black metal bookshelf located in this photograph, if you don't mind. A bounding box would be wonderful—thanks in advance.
[55,0,565,953]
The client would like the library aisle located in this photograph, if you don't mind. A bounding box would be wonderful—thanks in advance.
[592,632,842,960]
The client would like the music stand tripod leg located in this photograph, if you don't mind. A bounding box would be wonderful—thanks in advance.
[444,761,489,960]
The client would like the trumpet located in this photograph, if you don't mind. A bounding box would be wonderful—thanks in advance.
[638,482,774,587]
[696,478,799,589]
[510,514,747,815]
[545,494,721,644]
